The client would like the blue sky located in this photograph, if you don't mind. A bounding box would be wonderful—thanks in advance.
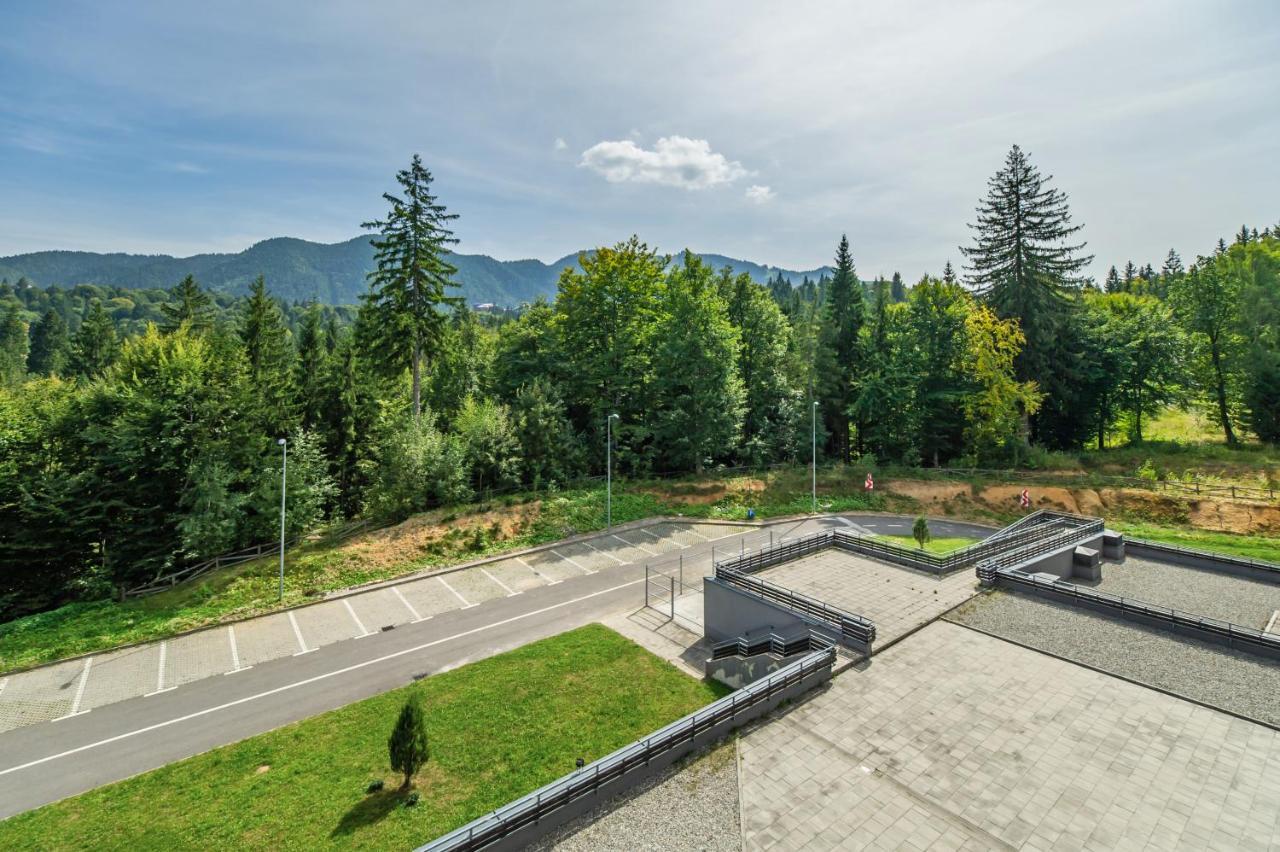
[1,1,1277,280]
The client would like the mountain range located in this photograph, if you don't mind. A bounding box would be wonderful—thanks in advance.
[0,237,835,307]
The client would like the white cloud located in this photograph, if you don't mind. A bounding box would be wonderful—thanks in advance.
[579,135,749,190]
[745,184,775,204]
[553,137,567,151]
[166,161,208,174]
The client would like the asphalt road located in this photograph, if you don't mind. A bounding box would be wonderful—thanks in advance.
[0,512,994,819]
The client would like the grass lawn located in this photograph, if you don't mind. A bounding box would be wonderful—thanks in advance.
[0,624,727,851]
[874,535,981,555]
[1112,521,1280,563]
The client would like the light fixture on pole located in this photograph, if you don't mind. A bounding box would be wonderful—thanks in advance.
[606,413,619,529]
[811,401,818,514]
[277,437,287,601]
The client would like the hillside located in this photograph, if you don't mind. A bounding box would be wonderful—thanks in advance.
[0,238,834,306]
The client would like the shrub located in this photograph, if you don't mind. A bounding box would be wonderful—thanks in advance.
[388,695,430,791]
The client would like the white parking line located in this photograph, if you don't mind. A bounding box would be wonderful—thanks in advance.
[226,626,249,674]
[0,576,647,779]
[684,527,710,541]
[642,527,688,548]
[551,549,595,574]
[437,575,473,608]
[516,556,559,584]
[146,642,176,696]
[392,586,425,622]
[480,567,517,596]
[583,540,626,565]
[343,599,371,637]
[616,533,658,556]
[0,677,8,698]
[55,657,94,720]
[287,611,313,656]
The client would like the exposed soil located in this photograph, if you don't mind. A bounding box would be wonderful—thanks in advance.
[337,501,542,571]
[644,478,765,506]
[883,480,971,504]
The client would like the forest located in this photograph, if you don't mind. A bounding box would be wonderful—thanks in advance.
[1,146,1277,620]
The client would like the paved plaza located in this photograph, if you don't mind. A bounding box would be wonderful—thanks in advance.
[754,549,980,645]
[738,620,1280,851]
[0,520,753,734]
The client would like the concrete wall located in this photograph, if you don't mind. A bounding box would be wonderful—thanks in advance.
[1127,540,1280,585]
[702,578,841,647]
[436,654,834,852]
[1008,533,1104,581]
[706,650,810,689]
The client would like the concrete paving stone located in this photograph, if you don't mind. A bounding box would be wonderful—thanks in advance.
[166,627,235,686]
[234,611,305,667]
[443,565,510,604]
[690,522,745,541]
[617,526,684,555]
[346,587,416,633]
[481,557,550,593]
[293,599,363,648]
[79,643,161,710]
[643,522,704,548]
[397,575,466,619]
[588,533,654,565]
[0,658,85,731]
[522,547,593,581]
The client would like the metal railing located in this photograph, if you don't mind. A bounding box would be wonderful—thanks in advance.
[713,565,876,647]
[417,645,837,852]
[710,630,831,661]
[1127,538,1280,576]
[989,567,1280,657]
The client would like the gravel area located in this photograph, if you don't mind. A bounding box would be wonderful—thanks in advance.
[1075,556,1280,630]
[946,590,1280,728]
[532,739,741,852]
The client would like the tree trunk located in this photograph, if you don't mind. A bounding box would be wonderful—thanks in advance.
[1209,341,1236,445]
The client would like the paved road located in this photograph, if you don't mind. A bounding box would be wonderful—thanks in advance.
[0,513,991,819]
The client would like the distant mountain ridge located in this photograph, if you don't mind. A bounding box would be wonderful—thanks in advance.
[0,237,834,307]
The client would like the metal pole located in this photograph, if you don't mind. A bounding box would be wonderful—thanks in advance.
[679,553,683,593]
[277,437,287,601]
[606,413,618,529]
[811,401,818,514]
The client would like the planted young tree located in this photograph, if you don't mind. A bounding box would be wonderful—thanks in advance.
[912,516,931,550]
[359,154,461,421]
[388,695,430,791]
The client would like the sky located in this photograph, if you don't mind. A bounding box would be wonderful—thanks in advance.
[1,0,1277,281]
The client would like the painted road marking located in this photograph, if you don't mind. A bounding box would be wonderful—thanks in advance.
[437,575,473,608]
[226,626,250,674]
[642,527,688,548]
[684,527,710,541]
[1266,610,1279,635]
[551,549,594,575]
[617,533,658,556]
[583,540,626,565]
[146,642,176,696]
[343,599,371,637]
[0,678,8,699]
[392,586,424,622]
[55,657,94,720]
[287,612,313,656]
[480,567,517,596]
[518,555,559,584]
[0,577,647,778]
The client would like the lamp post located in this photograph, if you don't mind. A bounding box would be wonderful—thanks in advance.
[277,437,287,601]
[606,413,619,529]
[811,401,818,514]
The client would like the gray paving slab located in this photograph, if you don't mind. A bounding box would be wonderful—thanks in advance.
[166,626,235,686]
[544,541,613,574]
[79,644,161,710]
[397,574,467,619]
[0,658,85,731]
[482,556,551,593]
[293,599,364,648]
[444,565,512,604]
[738,621,1280,851]
[346,587,416,633]
[233,611,303,667]
[617,526,685,555]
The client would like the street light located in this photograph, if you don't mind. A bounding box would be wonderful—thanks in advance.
[811,401,818,514]
[277,437,287,601]
[606,413,619,529]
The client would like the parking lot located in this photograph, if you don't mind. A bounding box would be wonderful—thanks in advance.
[0,521,752,734]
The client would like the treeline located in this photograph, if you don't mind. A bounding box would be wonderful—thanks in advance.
[1,147,1277,620]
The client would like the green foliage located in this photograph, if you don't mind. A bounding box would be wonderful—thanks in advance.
[388,695,430,790]
[68,300,119,377]
[0,304,29,387]
[364,415,468,520]
[818,234,865,461]
[27,308,70,376]
[912,516,931,549]
[159,274,215,333]
[453,397,520,494]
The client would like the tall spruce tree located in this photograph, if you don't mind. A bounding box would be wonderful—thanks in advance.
[961,144,1092,446]
[159,274,215,333]
[1104,265,1121,294]
[27,309,70,376]
[0,305,28,387]
[941,260,957,284]
[239,275,295,434]
[359,154,461,421]
[818,235,865,461]
[294,303,330,430]
[69,300,119,378]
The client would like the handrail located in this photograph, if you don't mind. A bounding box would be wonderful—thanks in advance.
[709,630,831,661]
[1127,538,1280,575]
[417,645,837,852]
[713,565,876,647]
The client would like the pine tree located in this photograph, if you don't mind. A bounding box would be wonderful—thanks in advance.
[387,695,430,791]
[69,300,119,377]
[26,309,70,376]
[294,303,330,430]
[818,235,865,461]
[240,276,295,433]
[960,145,1092,443]
[1161,249,1184,278]
[941,261,957,284]
[1236,224,1252,245]
[890,271,906,303]
[159,275,214,333]
[359,154,461,421]
[1105,266,1121,293]
[0,305,29,387]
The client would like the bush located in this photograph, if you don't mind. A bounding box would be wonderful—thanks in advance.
[388,695,430,791]
[365,416,470,521]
